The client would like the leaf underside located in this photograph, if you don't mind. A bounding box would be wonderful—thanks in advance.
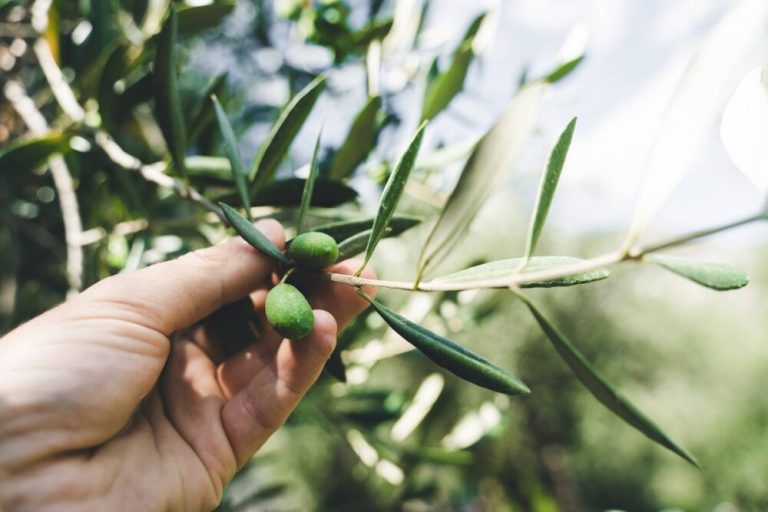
[644,254,749,291]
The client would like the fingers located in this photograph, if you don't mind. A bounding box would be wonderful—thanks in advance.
[75,220,285,336]
[220,310,337,467]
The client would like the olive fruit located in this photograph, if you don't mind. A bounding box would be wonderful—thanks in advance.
[265,283,314,340]
[287,232,339,270]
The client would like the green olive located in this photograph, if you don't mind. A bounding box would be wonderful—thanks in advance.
[265,283,314,340]
[287,232,339,270]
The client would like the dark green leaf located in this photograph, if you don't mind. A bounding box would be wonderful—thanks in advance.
[336,230,372,261]
[212,94,251,218]
[328,95,382,180]
[523,117,577,259]
[416,83,546,280]
[154,7,188,177]
[644,254,749,291]
[251,178,357,207]
[177,0,236,33]
[361,122,426,269]
[188,74,228,143]
[251,76,326,193]
[543,55,585,84]
[324,347,346,382]
[219,202,291,265]
[367,298,530,395]
[433,256,608,288]
[517,293,699,467]
[0,133,70,172]
[420,14,485,122]
[311,215,422,242]
[350,19,394,47]
[297,129,323,233]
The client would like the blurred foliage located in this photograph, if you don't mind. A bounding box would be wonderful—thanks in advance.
[2,1,768,511]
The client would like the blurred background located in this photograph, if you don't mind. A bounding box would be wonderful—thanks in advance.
[2,0,768,510]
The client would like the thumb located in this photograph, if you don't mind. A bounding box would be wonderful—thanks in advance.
[75,219,285,335]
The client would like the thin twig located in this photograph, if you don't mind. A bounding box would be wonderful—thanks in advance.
[4,81,84,295]
[32,38,85,123]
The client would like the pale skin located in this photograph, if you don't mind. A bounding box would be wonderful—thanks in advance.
[0,220,375,511]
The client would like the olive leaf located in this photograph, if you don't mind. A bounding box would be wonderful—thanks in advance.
[177,0,236,33]
[212,94,251,219]
[516,292,699,467]
[416,82,547,280]
[366,298,530,395]
[0,132,70,172]
[251,75,326,194]
[311,215,422,242]
[643,254,749,291]
[623,0,768,249]
[297,129,323,234]
[359,122,426,271]
[219,202,291,265]
[542,55,585,84]
[251,178,357,207]
[523,117,577,261]
[420,14,485,122]
[185,156,231,180]
[328,95,382,180]
[432,256,608,288]
[153,6,188,178]
[324,347,347,383]
[188,73,228,143]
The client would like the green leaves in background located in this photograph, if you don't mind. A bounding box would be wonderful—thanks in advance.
[517,293,699,467]
[297,130,323,233]
[0,133,70,172]
[417,83,546,280]
[367,298,530,395]
[154,7,188,178]
[421,14,485,122]
[251,75,326,194]
[433,256,608,288]
[212,94,251,219]
[310,215,422,242]
[177,0,236,33]
[219,202,291,265]
[188,74,228,143]
[643,254,749,291]
[360,122,426,270]
[523,117,577,260]
[328,95,382,180]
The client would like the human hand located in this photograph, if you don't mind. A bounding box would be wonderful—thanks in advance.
[0,220,375,511]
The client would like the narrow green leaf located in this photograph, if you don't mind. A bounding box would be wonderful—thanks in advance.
[311,215,422,242]
[517,293,699,467]
[543,55,585,84]
[523,117,577,260]
[360,122,426,270]
[367,298,530,395]
[336,230,373,261]
[420,14,485,122]
[328,95,382,180]
[177,0,236,33]
[296,129,323,234]
[417,83,547,280]
[188,73,228,143]
[185,156,231,180]
[644,254,749,291]
[324,347,347,382]
[433,256,608,288]
[212,94,251,219]
[219,202,291,265]
[0,133,70,172]
[154,7,188,178]
[251,75,326,193]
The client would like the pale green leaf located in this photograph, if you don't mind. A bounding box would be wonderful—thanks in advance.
[644,254,749,291]
[328,95,382,180]
[416,83,547,280]
[432,256,608,288]
[720,67,768,196]
[517,293,699,467]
